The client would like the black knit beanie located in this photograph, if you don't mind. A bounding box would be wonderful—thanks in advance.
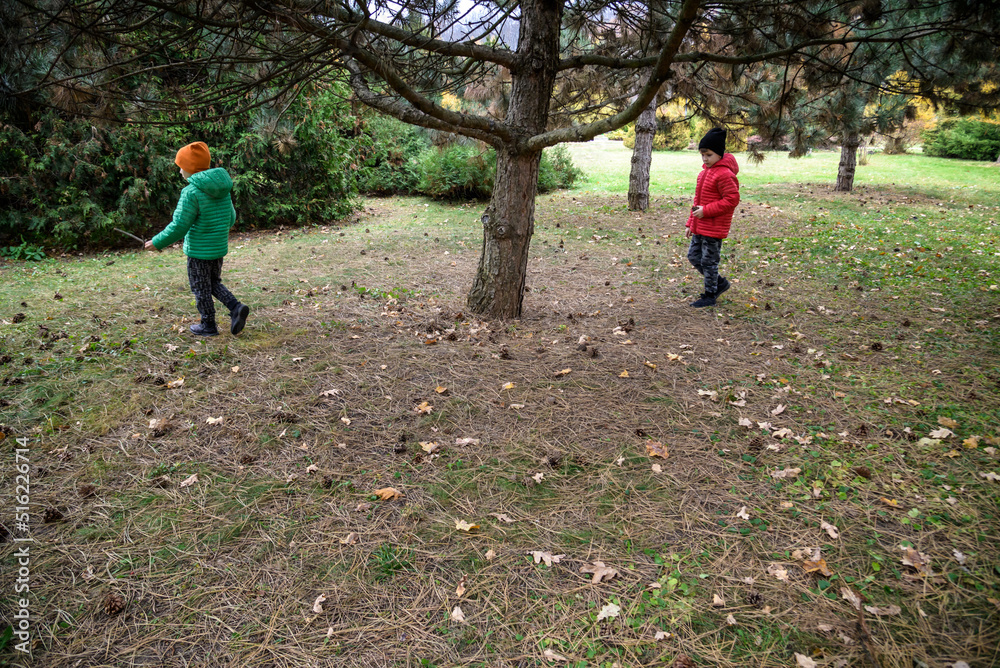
[698,127,727,156]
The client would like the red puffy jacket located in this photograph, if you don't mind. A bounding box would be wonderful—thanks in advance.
[686,153,740,239]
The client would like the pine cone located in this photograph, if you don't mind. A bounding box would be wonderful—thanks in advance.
[670,654,696,668]
[746,591,764,607]
[78,484,96,498]
[103,593,126,617]
[42,507,63,523]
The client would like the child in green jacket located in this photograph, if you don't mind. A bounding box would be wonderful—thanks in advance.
[145,142,250,336]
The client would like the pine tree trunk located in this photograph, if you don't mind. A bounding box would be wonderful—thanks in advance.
[835,131,861,191]
[627,92,658,211]
[466,0,562,319]
[467,150,541,317]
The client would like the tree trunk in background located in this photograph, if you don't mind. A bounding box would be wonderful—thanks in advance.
[835,131,861,191]
[467,149,542,317]
[627,92,658,211]
[466,0,562,319]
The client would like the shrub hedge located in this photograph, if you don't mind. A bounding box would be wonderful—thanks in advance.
[922,117,1000,161]
[0,90,360,249]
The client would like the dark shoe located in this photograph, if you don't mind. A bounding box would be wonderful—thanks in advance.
[690,293,717,308]
[716,277,731,297]
[229,304,250,336]
[189,322,219,336]
[230,303,250,335]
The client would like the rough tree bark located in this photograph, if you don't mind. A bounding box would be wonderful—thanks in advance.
[835,131,861,191]
[467,0,563,318]
[627,92,658,211]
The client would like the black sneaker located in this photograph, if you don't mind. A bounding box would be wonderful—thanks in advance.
[230,303,250,335]
[690,293,717,308]
[716,277,731,297]
[190,322,219,336]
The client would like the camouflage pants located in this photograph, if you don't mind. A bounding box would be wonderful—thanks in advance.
[687,235,724,294]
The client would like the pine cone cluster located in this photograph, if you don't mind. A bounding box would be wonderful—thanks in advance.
[103,593,126,617]
[746,590,764,607]
[670,654,696,668]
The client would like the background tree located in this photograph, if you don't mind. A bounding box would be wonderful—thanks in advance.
[10,0,1000,317]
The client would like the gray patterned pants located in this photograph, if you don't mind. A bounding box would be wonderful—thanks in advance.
[187,257,239,325]
[687,235,724,294]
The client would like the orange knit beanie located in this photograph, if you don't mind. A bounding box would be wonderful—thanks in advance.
[175,142,211,173]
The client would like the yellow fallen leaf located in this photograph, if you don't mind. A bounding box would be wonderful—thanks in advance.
[415,401,433,414]
[419,441,441,454]
[943,449,960,458]
[880,497,899,508]
[963,436,980,449]
[803,559,834,576]
[666,353,681,361]
[554,368,572,376]
[435,385,449,394]
[374,487,404,500]
[619,370,629,378]
[643,361,657,370]
[938,416,959,429]
[455,519,479,532]
[645,441,668,459]
[502,382,515,390]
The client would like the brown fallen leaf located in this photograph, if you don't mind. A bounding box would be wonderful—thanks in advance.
[414,401,433,414]
[455,575,467,597]
[841,587,862,610]
[179,474,199,488]
[166,377,185,389]
[374,487,404,501]
[645,441,668,458]
[554,368,572,376]
[795,653,817,668]
[355,501,372,512]
[435,385,449,395]
[596,603,620,621]
[766,563,789,581]
[542,648,570,662]
[490,513,515,523]
[864,604,901,616]
[579,561,619,584]
[820,520,840,539]
[901,547,935,576]
[339,532,359,545]
[712,594,725,607]
[312,594,326,614]
[937,416,959,429]
[485,548,497,561]
[419,441,441,454]
[450,606,466,623]
[529,551,564,567]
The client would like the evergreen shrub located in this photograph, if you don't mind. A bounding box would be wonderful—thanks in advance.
[922,118,1000,161]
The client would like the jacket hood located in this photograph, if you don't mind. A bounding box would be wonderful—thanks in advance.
[188,167,233,199]
[704,152,739,176]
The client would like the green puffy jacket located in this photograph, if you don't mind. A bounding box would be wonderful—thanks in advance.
[152,168,236,259]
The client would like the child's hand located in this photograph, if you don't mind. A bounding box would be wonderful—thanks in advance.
[685,227,693,238]
[144,241,157,251]
[691,206,705,219]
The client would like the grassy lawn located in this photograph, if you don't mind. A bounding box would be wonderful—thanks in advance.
[1,144,999,668]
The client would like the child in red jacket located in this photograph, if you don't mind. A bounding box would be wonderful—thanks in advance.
[686,127,740,307]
